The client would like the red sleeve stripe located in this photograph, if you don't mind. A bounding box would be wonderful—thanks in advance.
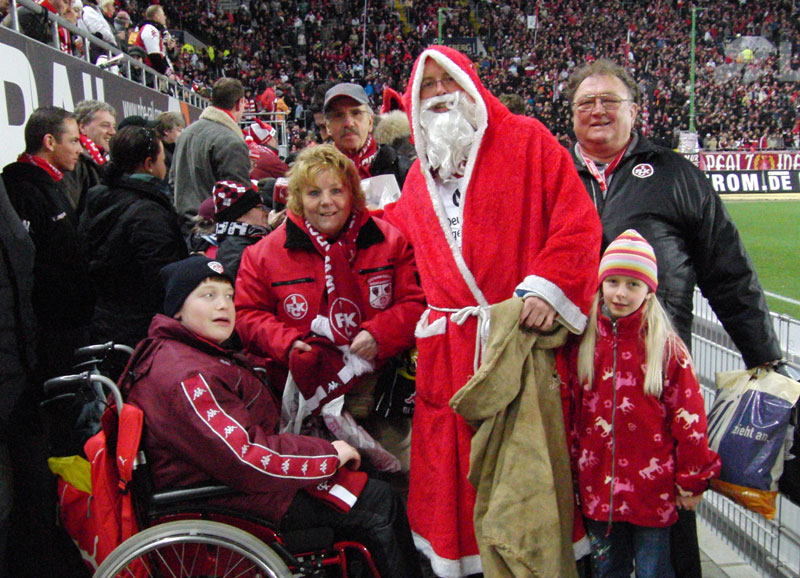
[180,375,337,480]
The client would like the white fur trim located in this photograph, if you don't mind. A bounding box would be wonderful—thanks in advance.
[514,275,587,333]
[414,309,447,338]
[412,532,483,578]
[410,50,489,308]
[573,536,591,560]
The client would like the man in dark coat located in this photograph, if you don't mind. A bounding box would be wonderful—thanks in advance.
[1,106,91,577]
[3,0,67,48]
[59,100,117,214]
[171,78,251,234]
[566,57,782,578]
[2,106,94,382]
[0,178,36,578]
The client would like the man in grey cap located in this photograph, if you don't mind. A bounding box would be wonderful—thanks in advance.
[324,82,412,188]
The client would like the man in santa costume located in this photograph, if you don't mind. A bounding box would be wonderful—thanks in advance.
[383,45,602,577]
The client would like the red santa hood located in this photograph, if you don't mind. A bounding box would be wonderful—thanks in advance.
[386,45,600,332]
[380,86,405,114]
[402,45,512,185]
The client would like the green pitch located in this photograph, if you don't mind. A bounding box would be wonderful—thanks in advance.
[723,199,800,319]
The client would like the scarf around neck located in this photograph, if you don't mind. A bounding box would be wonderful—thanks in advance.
[288,209,368,345]
[18,153,63,182]
[344,134,378,181]
[80,134,108,166]
[576,140,630,192]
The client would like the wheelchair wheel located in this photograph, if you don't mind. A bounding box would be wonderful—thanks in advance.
[94,520,292,578]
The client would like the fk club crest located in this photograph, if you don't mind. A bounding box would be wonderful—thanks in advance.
[284,294,309,319]
[368,274,393,310]
[329,297,362,341]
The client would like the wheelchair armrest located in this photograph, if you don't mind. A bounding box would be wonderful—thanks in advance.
[149,484,239,507]
[43,374,89,398]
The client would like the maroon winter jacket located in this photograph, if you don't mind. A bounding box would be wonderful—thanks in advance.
[124,315,339,522]
[235,213,425,374]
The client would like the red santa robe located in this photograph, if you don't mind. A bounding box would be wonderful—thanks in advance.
[383,45,602,577]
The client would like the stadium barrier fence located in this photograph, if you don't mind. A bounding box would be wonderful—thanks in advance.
[694,288,800,577]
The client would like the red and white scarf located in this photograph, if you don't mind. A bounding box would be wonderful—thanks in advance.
[80,134,108,166]
[18,153,63,182]
[303,467,367,513]
[289,210,368,345]
[343,134,378,180]
[577,141,629,192]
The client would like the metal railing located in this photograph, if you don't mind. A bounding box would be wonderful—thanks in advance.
[5,0,208,109]
[693,288,800,577]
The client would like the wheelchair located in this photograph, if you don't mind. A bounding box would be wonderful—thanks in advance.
[43,346,383,578]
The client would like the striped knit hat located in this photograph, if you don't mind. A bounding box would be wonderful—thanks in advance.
[598,229,658,292]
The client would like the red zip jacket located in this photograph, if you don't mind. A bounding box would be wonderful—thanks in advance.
[573,306,720,528]
[124,315,340,522]
[235,214,425,373]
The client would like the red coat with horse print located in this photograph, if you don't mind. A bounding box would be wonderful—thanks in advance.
[568,305,720,528]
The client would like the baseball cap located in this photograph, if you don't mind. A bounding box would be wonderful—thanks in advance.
[323,83,369,113]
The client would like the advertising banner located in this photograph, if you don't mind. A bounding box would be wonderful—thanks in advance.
[705,170,800,195]
[681,151,800,195]
[0,27,202,169]
[443,37,479,56]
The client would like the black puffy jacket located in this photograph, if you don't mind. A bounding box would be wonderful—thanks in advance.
[370,143,413,189]
[572,134,780,368]
[2,161,94,331]
[79,174,187,347]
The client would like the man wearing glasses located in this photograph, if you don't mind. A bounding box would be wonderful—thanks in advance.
[567,58,782,578]
[323,83,412,188]
[384,45,601,578]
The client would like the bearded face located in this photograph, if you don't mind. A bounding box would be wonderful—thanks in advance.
[419,92,478,182]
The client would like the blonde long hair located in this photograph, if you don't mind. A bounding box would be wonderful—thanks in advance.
[576,290,687,397]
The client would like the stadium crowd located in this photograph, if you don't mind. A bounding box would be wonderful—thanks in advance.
[161,0,800,150]
[3,0,800,149]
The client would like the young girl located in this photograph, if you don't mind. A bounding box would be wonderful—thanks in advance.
[570,230,720,578]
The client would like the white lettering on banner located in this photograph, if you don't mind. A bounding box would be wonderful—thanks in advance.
[769,172,792,190]
[698,151,800,172]
[705,153,755,171]
[80,72,104,102]
[0,43,38,170]
[52,63,75,111]
[776,154,800,171]
[707,171,796,193]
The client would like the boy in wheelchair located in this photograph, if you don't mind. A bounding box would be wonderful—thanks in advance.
[123,256,423,578]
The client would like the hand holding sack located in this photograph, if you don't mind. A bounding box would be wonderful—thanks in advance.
[707,367,800,518]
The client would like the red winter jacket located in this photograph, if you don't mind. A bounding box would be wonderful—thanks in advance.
[235,213,425,375]
[124,315,340,522]
[570,306,720,528]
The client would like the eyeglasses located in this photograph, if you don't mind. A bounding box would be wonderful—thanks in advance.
[420,75,459,97]
[573,94,631,113]
[325,106,370,123]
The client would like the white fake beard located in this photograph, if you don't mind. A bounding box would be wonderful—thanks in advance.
[419,92,478,182]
